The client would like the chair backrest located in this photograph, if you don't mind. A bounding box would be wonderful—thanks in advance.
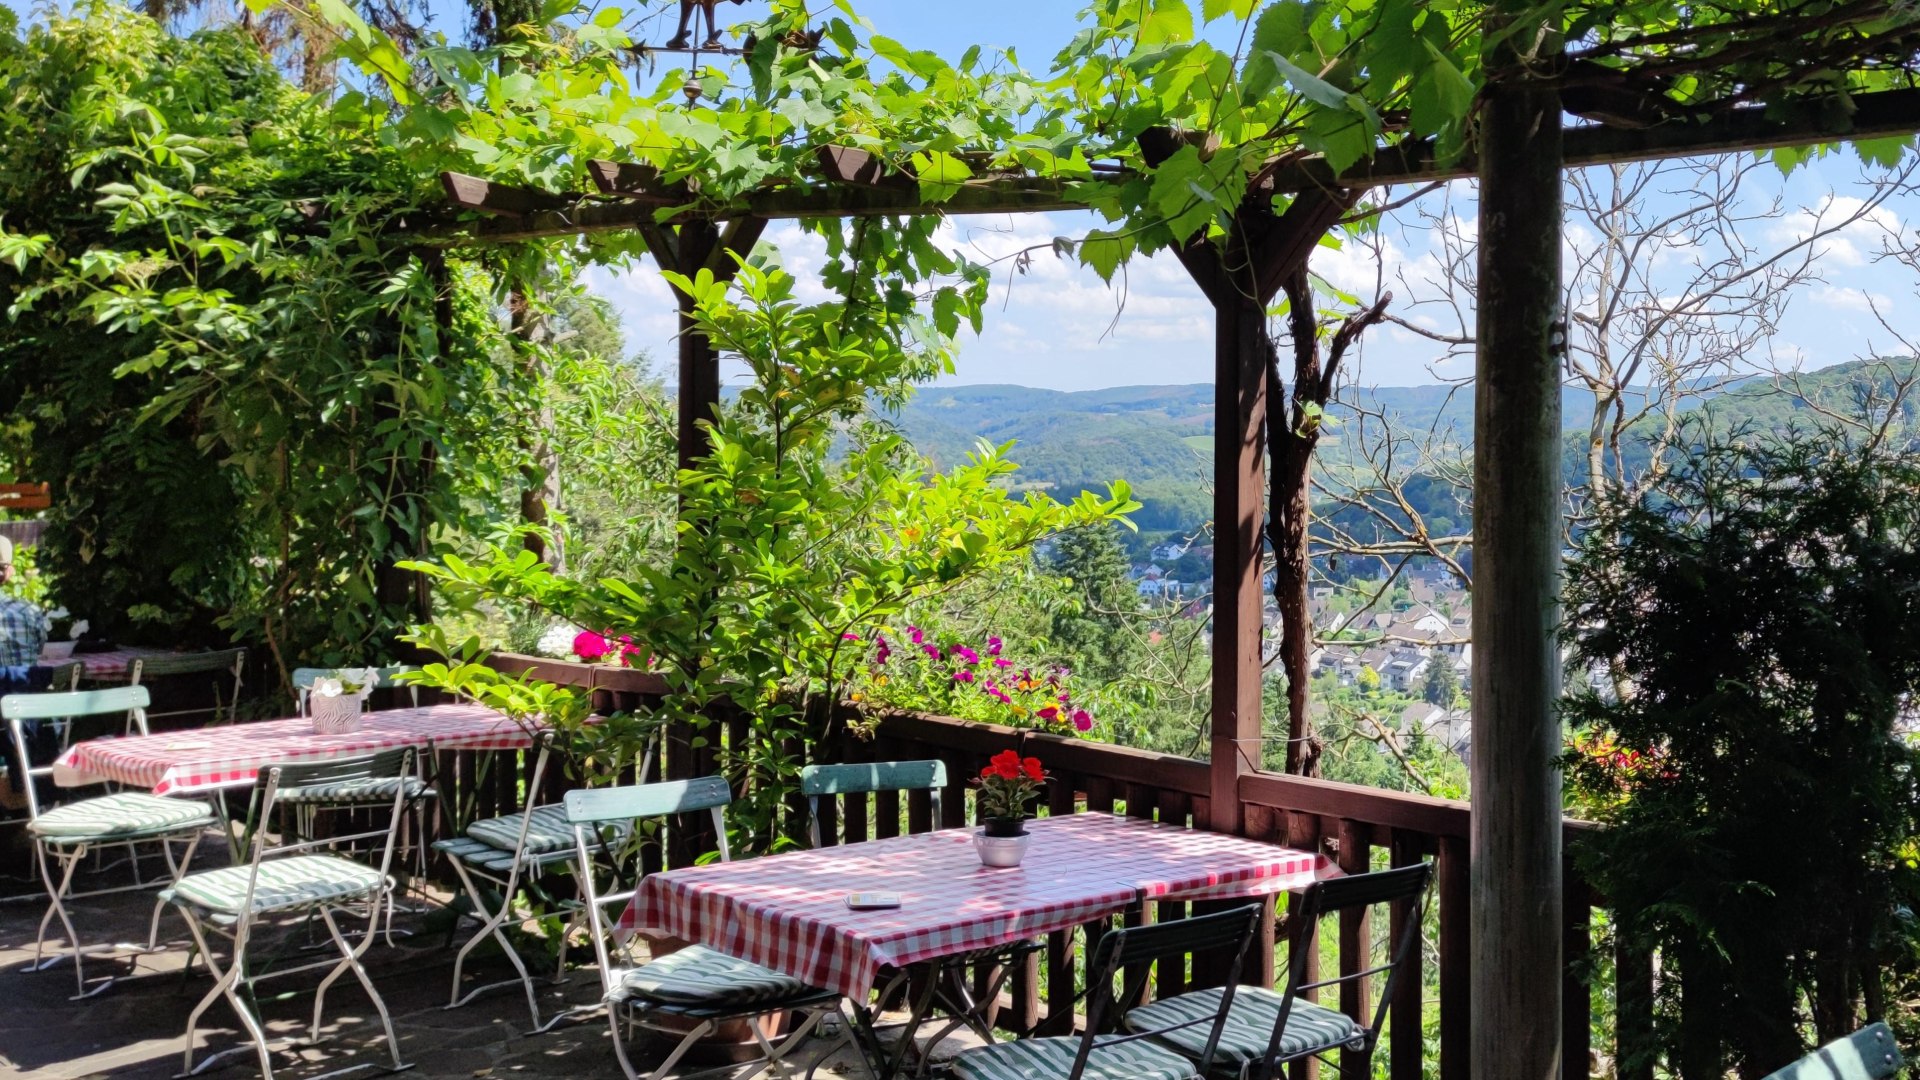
[1263,862,1435,1074]
[43,660,83,693]
[233,748,415,928]
[565,776,734,992]
[1071,903,1264,1080]
[1,687,151,820]
[129,648,246,725]
[1761,1023,1904,1080]
[291,666,419,715]
[799,759,946,848]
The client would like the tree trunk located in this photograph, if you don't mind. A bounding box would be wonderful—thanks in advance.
[509,287,563,572]
[1272,272,1322,776]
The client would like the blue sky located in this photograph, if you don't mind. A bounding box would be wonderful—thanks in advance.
[12,0,1919,391]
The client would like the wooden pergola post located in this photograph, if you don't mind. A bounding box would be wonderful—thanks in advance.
[632,215,768,469]
[1470,6,1566,1078]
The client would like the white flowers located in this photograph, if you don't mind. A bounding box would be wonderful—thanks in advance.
[314,668,380,698]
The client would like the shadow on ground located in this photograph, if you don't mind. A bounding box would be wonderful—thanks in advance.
[0,834,902,1080]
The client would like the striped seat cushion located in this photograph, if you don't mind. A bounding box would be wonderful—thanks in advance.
[168,855,387,914]
[1127,986,1367,1067]
[614,945,811,1007]
[30,792,216,840]
[432,835,577,875]
[465,804,629,855]
[951,1037,1198,1080]
[277,777,432,805]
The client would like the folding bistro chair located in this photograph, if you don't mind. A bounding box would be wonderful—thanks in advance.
[1123,863,1434,1080]
[291,666,419,714]
[802,758,1037,1071]
[288,666,435,895]
[166,748,415,1080]
[435,730,618,1030]
[3,686,217,997]
[568,777,850,1080]
[944,902,1265,1080]
[1760,1023,1903,1080]
[129,647,246,727]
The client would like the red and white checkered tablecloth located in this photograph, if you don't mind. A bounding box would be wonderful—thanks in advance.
[52,703,533,795]
[618,812,1335,1000]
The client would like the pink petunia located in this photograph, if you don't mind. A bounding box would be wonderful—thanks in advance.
[987,636,1003,657]
[952,645,980,665]
[908,626,925,645]
[953,670,975,683]
[1037,705,1060,721]
[923,644,942,660]
[875,636,891,664]
[993,658,1013,668]
[573,631,610,662]
[1072,709,1093,732]
[843,632,862,642]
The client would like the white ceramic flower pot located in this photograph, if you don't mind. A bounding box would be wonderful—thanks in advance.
[310,693,366,735]
[974,831,1031,868]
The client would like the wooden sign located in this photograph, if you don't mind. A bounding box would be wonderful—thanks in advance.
[0,483,50,511]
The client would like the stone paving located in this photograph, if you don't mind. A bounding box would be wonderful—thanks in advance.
[0,832,919,1080]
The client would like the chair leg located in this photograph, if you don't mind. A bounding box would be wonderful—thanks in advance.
[30,841,97,998]
[148,832,204,951]
[178,909,275,1080]
[444,858,542,1029]
[319,903,409,1071]
[624,1009,715,1080]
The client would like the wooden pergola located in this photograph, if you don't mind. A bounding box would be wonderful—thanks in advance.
[436,59,1920,1080]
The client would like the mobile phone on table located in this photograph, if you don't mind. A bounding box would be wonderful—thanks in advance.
[846,892,901,910]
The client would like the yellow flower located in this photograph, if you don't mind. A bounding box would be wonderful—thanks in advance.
[850,691,865,702]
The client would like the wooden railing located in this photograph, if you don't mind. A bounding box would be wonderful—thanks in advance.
[860,710,1644,1080]
[467,656,1648,1080]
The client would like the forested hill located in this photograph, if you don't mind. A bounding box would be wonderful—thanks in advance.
[885,357,1919,535]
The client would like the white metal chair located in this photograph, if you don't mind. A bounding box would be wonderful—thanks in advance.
[2,686,217,998]
[1760,1023,1903,1080]
[166,748,415,1080]
[567,777,851,1080]
[286,665,435,912]
[434,730,617,1030]
[290,665,419,715]
[129,647,246,727]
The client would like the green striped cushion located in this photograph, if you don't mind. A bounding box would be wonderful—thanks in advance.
[615,945,810,1007]
[30,792,216,840]
[169,855,386,914]
[466,804,629,855]
[277,776,431,805]
[1127,986,1366,1067]
[433,835,577,875]
[951,1038,1198,1080]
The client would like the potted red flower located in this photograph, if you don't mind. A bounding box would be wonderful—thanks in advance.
[973,749,1046,867]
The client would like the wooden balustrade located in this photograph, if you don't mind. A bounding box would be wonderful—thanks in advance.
[443,660,1648,1078]
[860,710,1646,1080]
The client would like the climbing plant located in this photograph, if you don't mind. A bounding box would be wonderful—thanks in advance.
[0,3,541,680]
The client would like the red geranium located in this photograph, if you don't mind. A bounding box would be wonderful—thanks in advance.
[975,750,1047,822]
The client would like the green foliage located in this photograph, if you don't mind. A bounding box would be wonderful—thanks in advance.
[1048,524,1146,685]
[411,262,1138,853]
[0,5,532,676]
[1563,428,1920,1075]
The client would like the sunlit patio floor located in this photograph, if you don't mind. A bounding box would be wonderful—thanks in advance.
[0,831,959,1079]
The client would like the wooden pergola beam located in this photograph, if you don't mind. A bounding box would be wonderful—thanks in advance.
[431,87,1920,242]
[1271,85,1920,193]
